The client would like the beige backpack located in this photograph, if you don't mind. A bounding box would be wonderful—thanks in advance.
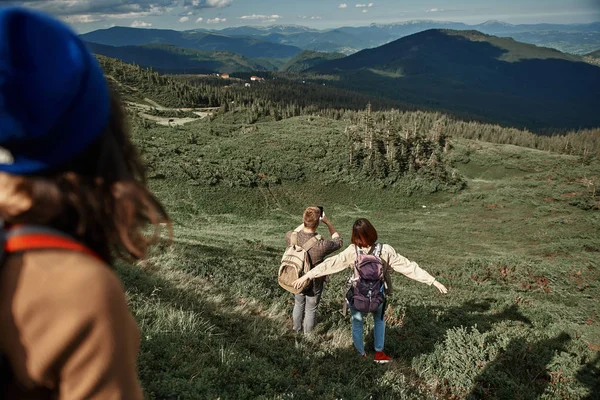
[278,232,322,294]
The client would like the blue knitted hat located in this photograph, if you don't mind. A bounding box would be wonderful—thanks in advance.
[0,7,110,175]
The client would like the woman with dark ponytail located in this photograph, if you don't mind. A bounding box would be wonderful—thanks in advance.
[0,7,169,398]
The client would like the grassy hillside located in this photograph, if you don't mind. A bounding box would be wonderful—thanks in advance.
[447,30,581,62]
[584,49,600,67]
[588,49,600,58]
[122,109,600,399]
[310,29,600,130]
[88,42,273,74]
[81,27,303,59]
[280,50,346,72]
[508,31,600,55]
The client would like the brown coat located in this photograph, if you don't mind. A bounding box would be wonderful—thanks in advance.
[0,250,144,399]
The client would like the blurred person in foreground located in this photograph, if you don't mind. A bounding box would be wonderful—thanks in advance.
[0,7,169,399]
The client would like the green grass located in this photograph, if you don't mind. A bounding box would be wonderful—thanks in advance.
[120,114,600,399]
[444,30,582,63]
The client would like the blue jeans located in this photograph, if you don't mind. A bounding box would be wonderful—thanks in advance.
[350,303,385,355]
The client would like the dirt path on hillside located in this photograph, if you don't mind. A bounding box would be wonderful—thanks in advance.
[139,113,200,126]
[125,100,219,126]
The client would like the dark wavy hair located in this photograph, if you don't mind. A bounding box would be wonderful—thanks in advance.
[13,90,170,263]
[351,218,378,248]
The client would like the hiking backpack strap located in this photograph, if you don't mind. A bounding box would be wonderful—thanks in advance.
[290,231,298,246]
[373,243,383,258]
[373,242,386,320]
[4,225,101,260]
[301,234,322,252]
[300,234,322,273]
[352,245,362,279]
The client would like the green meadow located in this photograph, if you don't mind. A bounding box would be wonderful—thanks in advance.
[118,112,600,399]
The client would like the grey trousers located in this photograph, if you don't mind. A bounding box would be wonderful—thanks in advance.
[292,278,324,334]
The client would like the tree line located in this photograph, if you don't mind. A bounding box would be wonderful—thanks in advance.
[99,55,600,157]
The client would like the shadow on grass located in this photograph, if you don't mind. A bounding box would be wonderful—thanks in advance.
[577,353,600,400]
[467,332,571,399]
[116,250,426,400]
[385,298,532,362]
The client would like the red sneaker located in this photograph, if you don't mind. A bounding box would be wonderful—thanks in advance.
[374,351,392,364]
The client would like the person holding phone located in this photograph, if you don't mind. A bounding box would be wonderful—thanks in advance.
[285,206,343,334]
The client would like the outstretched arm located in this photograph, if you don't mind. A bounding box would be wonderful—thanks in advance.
[432,280,448,293]
[292,244,356,289]
[385,244,448,293]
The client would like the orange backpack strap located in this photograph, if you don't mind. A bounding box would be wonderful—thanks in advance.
[4,225,101,261]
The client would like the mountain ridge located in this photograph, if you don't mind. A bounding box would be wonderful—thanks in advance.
[309,29,600,129]
[80,26,303,59]
[86,42,273,73]
[82,20,600,56]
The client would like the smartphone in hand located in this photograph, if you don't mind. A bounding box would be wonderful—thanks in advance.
[318,206,324,219]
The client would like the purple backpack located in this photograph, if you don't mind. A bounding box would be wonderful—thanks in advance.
[347,243,385,313]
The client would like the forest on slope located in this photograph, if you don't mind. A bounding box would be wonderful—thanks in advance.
[100,55,600,157]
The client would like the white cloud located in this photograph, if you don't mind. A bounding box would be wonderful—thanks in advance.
[355,3,367,7]
[362,9,368,13]
[179,16,189,22]
[62,14,102,23]
[239,14,282,20]
[298,15,322,20]
[206,17,227,24]
[368,2,374,7]
[131,20,153,28]
[13,0,233,22]
[426,8,443,13]
[196,17,204,23]
[339,3,347,8]
[206,0,232,7]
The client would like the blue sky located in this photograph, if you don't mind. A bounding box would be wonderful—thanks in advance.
[3,0,600,32]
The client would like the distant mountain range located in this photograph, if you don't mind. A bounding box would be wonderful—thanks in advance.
[205,20,600,55]
[82,20,600,58]
[80,27,303,59]
[308,29,600,129]
[84,23,600,130]
[86,42,271,74]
